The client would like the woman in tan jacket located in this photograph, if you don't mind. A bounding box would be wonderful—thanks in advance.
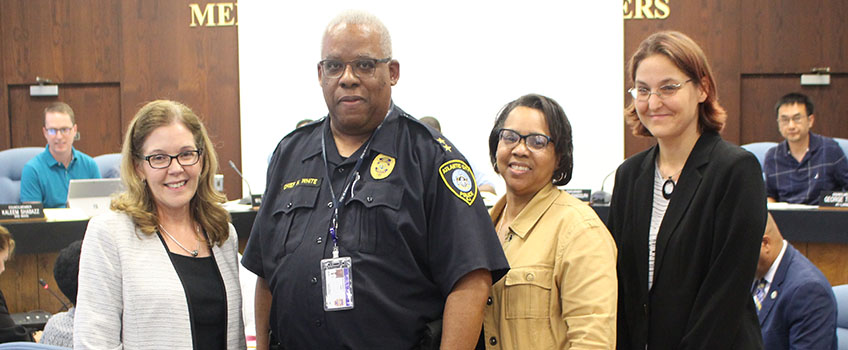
[481,94,617,349]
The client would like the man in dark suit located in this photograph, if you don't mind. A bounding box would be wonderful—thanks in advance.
[755,213,837,349]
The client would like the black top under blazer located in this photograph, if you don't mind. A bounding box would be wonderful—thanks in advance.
[608,131,767,350]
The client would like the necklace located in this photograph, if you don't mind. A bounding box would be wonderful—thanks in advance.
[159,224,201,257]
[656,162,682,200]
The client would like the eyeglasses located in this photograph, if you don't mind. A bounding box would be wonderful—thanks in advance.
[46,127,74,136]
[628,79,693,102]
[777,115,808,126]
[143,149,202,169]
[319,57,392,79]
[497,128,553,151]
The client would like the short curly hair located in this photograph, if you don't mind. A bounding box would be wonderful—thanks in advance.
[54,240,82,305]
[488,94,574,186]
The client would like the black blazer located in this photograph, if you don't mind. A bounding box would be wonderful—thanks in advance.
[608,131,767,350]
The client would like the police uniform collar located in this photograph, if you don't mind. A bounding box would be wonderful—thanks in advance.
[367,104,401,159]
[299,121,328,163]
[301,105,402,163]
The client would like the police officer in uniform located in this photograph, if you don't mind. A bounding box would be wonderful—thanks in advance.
[241,10,509,350]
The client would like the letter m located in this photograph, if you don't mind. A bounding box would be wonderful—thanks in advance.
[189,3,216,27]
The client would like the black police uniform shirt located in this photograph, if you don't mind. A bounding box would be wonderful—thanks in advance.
[242,104,509,349]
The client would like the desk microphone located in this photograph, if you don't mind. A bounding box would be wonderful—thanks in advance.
[38,279,70,311]
[229,160,255,205]
[591,169,616,205]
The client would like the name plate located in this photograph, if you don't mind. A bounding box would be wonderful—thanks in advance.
[565,189,592,202]
[0,203,45,221]
[819,191,848,207]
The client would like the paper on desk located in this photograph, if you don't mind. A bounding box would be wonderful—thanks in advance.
[767,202,819,210]
[43,208,91,221]
[223,200,253,212]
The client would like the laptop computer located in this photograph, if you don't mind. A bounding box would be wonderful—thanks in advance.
[67,178,124,217]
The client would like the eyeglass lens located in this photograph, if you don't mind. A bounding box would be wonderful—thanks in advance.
[146,150,200,169]
[499,129,551,150]
[778,115,806,125]
[47,128,72,135]
[320,58,388,78]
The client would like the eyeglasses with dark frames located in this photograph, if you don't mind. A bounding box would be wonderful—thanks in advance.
[628,79,693,102]
[46,127,74,136]
[143,149,202,169]
[318,57,392,79]
[497,128,554,151]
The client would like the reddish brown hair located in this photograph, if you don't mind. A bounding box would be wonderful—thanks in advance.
[625,31,726,137]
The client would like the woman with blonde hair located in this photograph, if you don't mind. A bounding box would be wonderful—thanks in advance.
[74,100,245,349]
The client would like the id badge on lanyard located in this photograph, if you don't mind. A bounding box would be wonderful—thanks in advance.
[319,115,385,312]
[321,255,354,311]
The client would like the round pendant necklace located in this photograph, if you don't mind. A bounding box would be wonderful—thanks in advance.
[159,224,201,257]
[662,177,675,200]
[657,162,682,200]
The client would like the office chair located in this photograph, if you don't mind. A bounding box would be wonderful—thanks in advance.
[0,147,44,204]
[834,138,848,159]
[93,153,122,179]
[740,142,778,170]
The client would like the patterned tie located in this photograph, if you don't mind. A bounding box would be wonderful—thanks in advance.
[753,279,767,311]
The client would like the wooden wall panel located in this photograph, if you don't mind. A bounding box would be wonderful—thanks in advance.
[0,254,39,314]
[805,243,848,286]
[624,1,742,157]
[0,252,68,314]
[0,0,120,84]
[740,75,848,144]
[0,11,7,150]
[8,84,123,156]
[37,252,68,314]
[120,1,242,199]
[741,0,848,74]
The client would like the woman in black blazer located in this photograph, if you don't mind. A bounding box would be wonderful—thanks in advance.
[608,31,767,349]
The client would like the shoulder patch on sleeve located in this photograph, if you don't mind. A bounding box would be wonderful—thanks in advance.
[439,160,478,206]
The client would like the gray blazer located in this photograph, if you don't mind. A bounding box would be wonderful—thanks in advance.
[74,211,245,349]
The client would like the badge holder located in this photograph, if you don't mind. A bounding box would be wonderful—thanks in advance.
[321,247,354,311]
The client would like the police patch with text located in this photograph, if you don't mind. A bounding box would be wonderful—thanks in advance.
[438,160,478,206]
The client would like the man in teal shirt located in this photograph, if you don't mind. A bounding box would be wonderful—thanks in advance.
[20,102,100,208]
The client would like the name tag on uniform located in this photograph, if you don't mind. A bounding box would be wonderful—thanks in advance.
[321,256,354,311]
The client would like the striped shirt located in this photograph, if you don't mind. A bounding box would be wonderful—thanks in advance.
[764,132,848,205]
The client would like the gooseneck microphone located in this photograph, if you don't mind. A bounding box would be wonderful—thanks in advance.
[229,160,255,204]
[591,169,617,205]
[38,279,70,311]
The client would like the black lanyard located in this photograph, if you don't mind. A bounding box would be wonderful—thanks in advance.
[320,116,385,257]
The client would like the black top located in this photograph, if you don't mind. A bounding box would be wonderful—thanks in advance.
[159,232,227,350]
[0,289,33,343]
[608,131,766,350]
[242,104,509,349]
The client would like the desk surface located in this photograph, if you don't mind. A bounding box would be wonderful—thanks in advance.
[4,207,846,254]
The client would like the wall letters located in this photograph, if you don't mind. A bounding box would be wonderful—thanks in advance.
[189,2,238,27]
[623,0,670,20]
